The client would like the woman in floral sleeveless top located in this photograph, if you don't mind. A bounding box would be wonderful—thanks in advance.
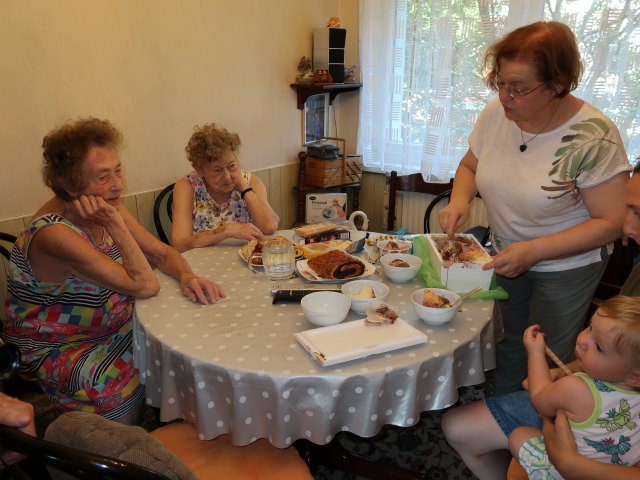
[171,123,280,252]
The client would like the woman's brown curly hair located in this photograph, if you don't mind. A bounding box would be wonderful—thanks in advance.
[483,21,583,98]
[185,123,241,170]
[42,118,123,201]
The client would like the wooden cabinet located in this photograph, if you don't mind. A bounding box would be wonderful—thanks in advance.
[293,152,360,226]
[290,83,362,109]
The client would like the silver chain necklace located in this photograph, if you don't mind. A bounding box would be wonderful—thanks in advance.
[519,101,561,152]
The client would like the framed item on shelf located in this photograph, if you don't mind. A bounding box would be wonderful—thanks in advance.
[303,93,329,145]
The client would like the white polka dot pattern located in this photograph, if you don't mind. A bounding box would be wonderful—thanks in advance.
[133,238,496,448]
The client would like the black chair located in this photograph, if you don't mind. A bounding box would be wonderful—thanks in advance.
[0,233,43,401]
[387,171,453,232]
[153,183,174,245]
[423,189,492,248]
[0,424,170,480]
[0,232,16,260]
[0,343,169,480]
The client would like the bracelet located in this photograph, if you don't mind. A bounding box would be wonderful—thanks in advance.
[240,187,254,199]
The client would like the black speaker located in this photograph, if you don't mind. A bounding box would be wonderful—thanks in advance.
[313,28,346,83]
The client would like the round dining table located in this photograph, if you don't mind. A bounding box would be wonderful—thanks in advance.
[133,231,496,448]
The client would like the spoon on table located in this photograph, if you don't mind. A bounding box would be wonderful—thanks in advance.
[451,286,483,307]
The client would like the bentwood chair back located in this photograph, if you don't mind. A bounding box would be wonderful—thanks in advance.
[0,233,43,400]
[153,183,174,245]
[424,189,492,248]
[0,231,16,260]
[0,232,17,315]
[387,171,453,232]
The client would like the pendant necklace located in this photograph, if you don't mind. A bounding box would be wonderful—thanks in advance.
[518,100,561,152]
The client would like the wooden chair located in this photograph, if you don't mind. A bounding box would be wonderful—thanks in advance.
[386,171,453,232]
[507,458,528,480]
[153,183,175,244]
[589,237,640,319]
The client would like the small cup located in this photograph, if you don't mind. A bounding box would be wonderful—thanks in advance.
[249,238,295,280]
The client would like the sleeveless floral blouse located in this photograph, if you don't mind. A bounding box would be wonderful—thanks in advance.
[186,170,253,233]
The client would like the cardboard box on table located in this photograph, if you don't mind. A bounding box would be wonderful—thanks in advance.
[425,234,494,293]
[305,193,348,223]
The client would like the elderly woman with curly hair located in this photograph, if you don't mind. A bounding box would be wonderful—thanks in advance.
[171,123,280,252]
[2,117,224,424]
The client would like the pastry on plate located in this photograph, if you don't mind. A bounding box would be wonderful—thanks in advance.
[307,250,365,280]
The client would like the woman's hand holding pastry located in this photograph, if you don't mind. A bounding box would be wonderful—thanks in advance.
[180,273,226,305]
[483,241,540,277]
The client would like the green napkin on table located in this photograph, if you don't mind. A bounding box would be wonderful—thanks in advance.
[412,235,508,300]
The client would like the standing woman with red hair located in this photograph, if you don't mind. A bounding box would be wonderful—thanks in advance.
[440,21,631,396]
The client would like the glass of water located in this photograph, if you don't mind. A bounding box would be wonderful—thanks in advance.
[250,238,295,280]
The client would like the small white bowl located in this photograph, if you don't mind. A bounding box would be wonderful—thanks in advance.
[301,291,351,327]
[341,280,390,314]
[380,253,422,283]
[377,239,412,256]
[411,288,461,325]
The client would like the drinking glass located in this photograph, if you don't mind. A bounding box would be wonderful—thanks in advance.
[249,238,296,280]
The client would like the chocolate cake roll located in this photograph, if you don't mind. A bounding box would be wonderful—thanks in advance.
[307,250,365,279]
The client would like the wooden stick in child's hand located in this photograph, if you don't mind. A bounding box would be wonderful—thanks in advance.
[545,345,573,376]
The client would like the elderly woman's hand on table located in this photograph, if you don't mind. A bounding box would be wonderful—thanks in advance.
[180,273,226,305]
[213,223,264,242]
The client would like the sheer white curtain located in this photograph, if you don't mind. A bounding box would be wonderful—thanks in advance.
[359,0,640,181]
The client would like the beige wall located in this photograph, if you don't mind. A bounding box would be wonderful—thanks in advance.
[0,0,360,221]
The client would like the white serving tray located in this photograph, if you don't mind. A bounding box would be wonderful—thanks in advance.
[295,318,427,366]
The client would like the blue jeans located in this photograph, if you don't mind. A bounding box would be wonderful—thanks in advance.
[485,390,542,437]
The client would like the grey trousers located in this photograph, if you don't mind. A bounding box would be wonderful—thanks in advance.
[492,256,608,396]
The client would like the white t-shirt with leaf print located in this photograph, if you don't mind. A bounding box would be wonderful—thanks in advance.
[471,98,631,272]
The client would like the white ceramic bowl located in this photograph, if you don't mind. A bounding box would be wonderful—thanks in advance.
[411,288,461,325]
[301,291,351,327]
[341,280,390,314]
[377,239,412,256]
[380,253,422,283]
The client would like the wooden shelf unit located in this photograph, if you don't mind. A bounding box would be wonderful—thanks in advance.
[290,83,362,109]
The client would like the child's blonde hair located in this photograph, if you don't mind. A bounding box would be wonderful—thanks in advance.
[597,296,640,367]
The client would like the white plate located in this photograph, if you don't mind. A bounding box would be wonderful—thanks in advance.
[238,246,303,265]
[296,256,376,283]
[295,318,427,366]
[238,247,263,266]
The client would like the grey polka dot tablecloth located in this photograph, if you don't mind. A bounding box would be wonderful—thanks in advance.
[133,234,496,447]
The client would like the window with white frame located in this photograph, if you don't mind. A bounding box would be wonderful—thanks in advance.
[359,0,640,181]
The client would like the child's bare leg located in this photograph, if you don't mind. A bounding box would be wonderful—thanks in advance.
[508,426,543,458]
[442,400,512,480]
